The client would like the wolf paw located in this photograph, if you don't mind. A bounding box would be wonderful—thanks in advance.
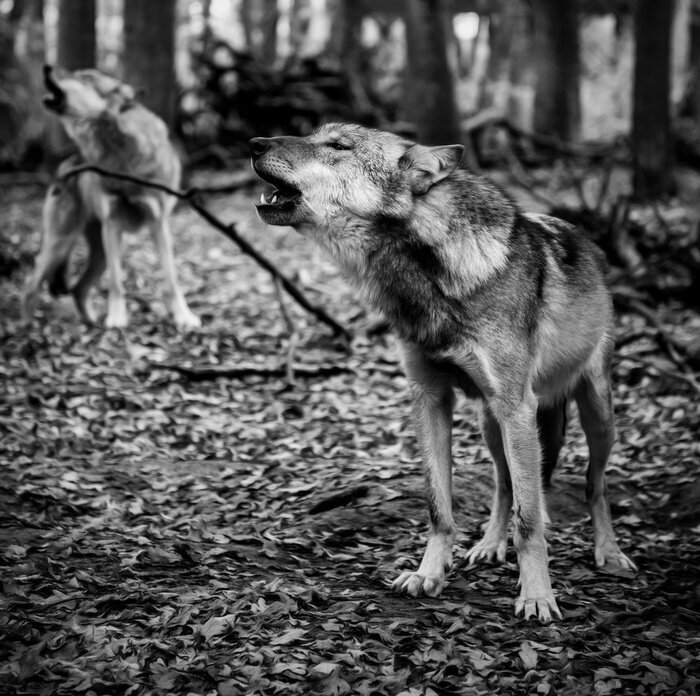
[174,309,201,331]
[466,536,507,566]
[515,593,562,622]
[392,571,445,598]
[105,308,128,329]
[595,542,637,572]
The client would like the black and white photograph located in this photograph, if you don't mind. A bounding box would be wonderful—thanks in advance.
[1,0,699,693]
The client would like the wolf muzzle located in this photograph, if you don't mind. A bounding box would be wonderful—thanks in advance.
[42,64,66,113]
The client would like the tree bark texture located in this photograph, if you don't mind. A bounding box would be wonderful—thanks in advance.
[531,0,581,141]
[632,0,675,199]
[123,0,177,128]
[57,0,96,70]
[404,0,462,145]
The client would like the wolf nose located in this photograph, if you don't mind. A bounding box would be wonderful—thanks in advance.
[250,137,273,157]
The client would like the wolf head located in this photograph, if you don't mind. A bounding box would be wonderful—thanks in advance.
[42,64,138,121]
[250,123,464,228]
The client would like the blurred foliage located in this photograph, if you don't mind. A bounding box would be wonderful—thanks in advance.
[179,41,388,154]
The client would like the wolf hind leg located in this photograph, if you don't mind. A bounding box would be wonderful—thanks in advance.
[22,182,82,322]
[466,404,512,566]
[574,345,636,571]
[537,400,567,488]
[71,219,105,325]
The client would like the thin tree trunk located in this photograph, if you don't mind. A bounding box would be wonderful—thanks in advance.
[260,0,279,65]
[123,0,177,128]
[289,0,312,58]
[531,0,580,141]
[57,0,96,69]
[632,0,675,199]
[507,0,535,131]
[241,0,254,53]
[690,2,700,119]
[479,0,517,113]
[404,0,462,146]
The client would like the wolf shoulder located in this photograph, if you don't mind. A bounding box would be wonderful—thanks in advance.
[517,211,610,281]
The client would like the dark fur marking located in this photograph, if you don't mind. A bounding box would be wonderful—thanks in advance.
[559,228,580,267]
[515,508,533,541]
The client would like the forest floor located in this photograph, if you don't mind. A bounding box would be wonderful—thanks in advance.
[0,173,699,696]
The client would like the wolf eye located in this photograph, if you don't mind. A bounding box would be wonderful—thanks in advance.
[327,141,352,151]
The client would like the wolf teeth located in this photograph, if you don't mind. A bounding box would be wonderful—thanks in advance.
[260,192,279,205]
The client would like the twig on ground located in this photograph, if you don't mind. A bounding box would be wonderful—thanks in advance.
[61,163,351,340]
[274,276,299,385]
[617,354,700,395]
[151,361,352,381]
[617,295,688,369]
[309,485,371,514]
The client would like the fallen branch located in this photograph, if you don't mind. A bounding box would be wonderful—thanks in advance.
[615,294,689,369]
[273,276,299,385]
[151,361,353,381]
[61,164,351,340]
[309,485,371,514]
[617,354,700,395]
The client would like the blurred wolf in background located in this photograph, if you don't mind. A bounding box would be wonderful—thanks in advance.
[22,65,199,329]
[251,123,636,622]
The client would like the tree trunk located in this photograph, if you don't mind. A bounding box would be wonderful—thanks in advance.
[57,0,96,70]
[241,0,254,53]
[260,0,279,65]
[403,0,462,146]
[507,0,535,132]
[479,0,518,114]
[690,1,700,119]
[289,0,312,58]
[632,0,675,199]
[123,0,177,128]
[531,0,580,141]
[10,0,47,155]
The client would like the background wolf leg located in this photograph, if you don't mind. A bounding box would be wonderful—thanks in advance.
[575,345,637,570]
[466,405,512,565]
[149,217,200,329]
[392,357,456,598]
[22,184,81,321]
[71,220,105,324]
[100,220,128,329]
[499,394,562,621]
[537,401,567,487]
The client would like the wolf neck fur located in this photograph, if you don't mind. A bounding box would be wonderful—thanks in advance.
[307,191,513,346]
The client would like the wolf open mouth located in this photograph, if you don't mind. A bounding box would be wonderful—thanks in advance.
[42,65,65,112]
[255,172,302,212]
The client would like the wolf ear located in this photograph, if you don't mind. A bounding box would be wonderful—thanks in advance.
[399,143,464,195]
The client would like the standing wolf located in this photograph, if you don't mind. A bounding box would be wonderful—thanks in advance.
[250,123,635,621]
[22,65,199,330]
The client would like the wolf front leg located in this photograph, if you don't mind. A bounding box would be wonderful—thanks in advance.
[496,393,562,622]
[150,217,200,330]
[101,220,128,329]
[393,351,456,598]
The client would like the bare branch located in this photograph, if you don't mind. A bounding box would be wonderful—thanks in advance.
[61,163,351,340]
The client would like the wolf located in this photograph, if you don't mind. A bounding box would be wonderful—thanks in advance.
[250,123,636,621]
[22,65,200,330]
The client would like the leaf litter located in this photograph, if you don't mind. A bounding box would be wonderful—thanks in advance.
[0,184,699,695]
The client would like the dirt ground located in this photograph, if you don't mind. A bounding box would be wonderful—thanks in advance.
[0,180,699,695]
